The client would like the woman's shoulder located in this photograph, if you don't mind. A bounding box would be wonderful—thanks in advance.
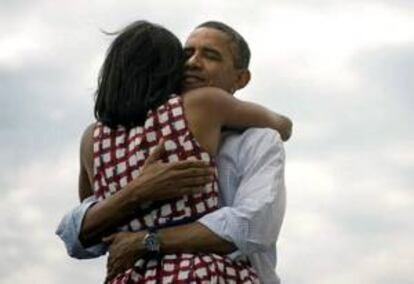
[81,123,96,146]
[182,87,230,108]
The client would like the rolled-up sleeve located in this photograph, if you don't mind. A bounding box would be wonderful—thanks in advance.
[199,129,286,255]
[56,196,107,259]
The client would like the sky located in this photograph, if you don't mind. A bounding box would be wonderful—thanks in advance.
[0,1,413,283]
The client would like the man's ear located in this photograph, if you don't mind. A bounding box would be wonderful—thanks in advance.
[234,69,251,91]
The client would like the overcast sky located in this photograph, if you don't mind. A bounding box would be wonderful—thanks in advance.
[1,1,413,283]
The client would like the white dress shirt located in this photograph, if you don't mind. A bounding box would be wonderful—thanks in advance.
[56,128,286,283]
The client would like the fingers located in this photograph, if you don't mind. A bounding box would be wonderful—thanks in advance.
[173,167,215,179]
[165,166,215,195]
[102,234,116,244]
[171,159,211,170]
[180,186,206,195]
[176,175,214,187]
[106,265,116,284]
[160,175,214,199]
[106,245,123,282]
[144,139,165,166]
[106,253,115,282]
[106,261,119,284]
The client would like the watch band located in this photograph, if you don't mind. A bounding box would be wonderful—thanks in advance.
[143,227,161,255]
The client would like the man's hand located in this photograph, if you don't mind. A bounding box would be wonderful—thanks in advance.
[103,231,146,282]
[79,139,214,247]
[128,139,215,202]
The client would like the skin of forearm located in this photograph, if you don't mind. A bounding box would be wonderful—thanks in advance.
[79,157,213,247]
[228,100,292,141]
[246,103,292,141]
[267,110,292,141]
[159,222,237,255]
[80,183,146,247]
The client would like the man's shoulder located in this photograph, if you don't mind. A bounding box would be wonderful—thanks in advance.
[241,127,282,140]
[219,128,283,158]
[225,128,282,145]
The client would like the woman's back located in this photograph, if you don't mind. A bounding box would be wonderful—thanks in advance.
[94,93,261,283]
[93,94,220,230]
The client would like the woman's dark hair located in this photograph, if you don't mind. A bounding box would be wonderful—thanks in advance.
[94,20,184,128]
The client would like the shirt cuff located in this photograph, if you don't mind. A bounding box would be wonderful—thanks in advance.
[56,196,107,259]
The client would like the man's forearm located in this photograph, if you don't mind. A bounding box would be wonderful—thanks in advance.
[80,161,213,246]
[105,222,236,281]
[159,222,237,255]
[56,196,108,259]
[80,184,142,247]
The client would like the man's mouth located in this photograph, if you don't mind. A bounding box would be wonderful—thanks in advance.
[183,73,205,83]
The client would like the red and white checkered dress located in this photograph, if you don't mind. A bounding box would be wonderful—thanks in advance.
[93,95,259,283]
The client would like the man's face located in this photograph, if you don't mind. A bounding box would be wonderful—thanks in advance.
[182,27,241,93]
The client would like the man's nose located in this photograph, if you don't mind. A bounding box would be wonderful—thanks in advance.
[185,53,202,69]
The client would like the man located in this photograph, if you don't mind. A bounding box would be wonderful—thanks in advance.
[57,21,288,283]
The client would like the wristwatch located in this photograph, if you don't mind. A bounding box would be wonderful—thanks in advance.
[142,227,160,254]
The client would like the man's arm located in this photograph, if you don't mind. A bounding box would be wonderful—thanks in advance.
[80,155,215,246]
[152,129,285,255]
[79,123,215,246]
[56,125,214,257]
[159,128,285,255]
[105,128,285,278]
[199,128,286,254]
[104,215,237,281]
[56,195,107,259]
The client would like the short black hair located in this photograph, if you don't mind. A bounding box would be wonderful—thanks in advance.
[94,20,184,128]
[197,21,250,69]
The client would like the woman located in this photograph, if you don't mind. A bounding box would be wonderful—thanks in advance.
[81,20,291,283]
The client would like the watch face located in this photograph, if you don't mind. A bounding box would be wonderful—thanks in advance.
[147,236,157,250]
[145,232,160,252]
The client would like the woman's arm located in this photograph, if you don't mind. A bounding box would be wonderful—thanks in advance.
[222,99,292,141]
[187,87,293,141]
[78,124,94,202]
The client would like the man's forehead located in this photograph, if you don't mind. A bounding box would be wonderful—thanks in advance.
[185,27,232,48]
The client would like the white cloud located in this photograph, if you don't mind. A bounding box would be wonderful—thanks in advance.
[0,146,107,283]
[281,154,413,283]
[0,33,40,68]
